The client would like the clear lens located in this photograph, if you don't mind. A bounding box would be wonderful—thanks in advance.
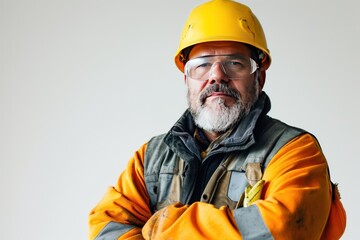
[184,54,258,81]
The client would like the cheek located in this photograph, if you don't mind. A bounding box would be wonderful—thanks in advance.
[232,78,256,95]
[186,83,206,107]
[186,80,207,96]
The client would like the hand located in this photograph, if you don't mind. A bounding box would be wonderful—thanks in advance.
[142,202,187,239]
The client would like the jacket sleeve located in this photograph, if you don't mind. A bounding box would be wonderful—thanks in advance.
[88,143,152,240]
[233,133,332,239]
[141,133,332,240]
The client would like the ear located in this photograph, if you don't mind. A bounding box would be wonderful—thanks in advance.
[258,70,266,92]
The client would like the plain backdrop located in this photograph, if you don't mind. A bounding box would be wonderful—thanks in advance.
[1,0,359,239]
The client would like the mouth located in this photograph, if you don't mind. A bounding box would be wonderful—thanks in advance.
[205,92,233,101]
[208,92,231,97]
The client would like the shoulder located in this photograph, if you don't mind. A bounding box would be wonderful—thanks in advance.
[143,133,175,175]
[146,133,168,155]
[267,132,326,176]
[260,116,307,138]
[262,117,321,154]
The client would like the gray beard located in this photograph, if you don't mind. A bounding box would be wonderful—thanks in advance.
[187,81,259,133]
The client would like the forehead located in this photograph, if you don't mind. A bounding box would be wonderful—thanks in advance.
[189,41,252,59]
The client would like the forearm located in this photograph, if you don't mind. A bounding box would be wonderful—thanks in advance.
[142,202,242,239]
[88,186,149,239]
[89,144,151,240]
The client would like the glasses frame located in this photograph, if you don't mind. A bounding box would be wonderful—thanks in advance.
[184,54,259,81]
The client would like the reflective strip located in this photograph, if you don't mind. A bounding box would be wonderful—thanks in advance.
[234,205,273,240]
[95,221,136,240]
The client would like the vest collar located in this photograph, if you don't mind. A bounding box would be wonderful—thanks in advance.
[165,92,271,156]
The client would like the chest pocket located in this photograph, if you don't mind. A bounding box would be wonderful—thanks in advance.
[200,153,252,209]
[154,158,185,210]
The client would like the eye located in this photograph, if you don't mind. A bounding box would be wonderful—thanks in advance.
[196,62,212,69]
[193,62,212,76]
[226,60,247,69]
[186,59,213,79]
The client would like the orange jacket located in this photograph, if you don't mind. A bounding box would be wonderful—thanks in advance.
[89,134,344,239]
[89,94,346,239]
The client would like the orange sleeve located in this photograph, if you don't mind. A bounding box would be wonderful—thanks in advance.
[256,133,332,239]
[88,143,152,240]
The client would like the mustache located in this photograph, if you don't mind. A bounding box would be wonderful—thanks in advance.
[199,84,240,104]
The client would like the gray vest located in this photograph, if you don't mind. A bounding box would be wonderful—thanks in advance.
[144,117,305,213]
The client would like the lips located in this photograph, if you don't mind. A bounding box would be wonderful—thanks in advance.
[206,92,233,102]
[208,92,231,97]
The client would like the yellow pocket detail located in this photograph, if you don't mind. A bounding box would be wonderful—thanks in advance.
[243,180,265,207]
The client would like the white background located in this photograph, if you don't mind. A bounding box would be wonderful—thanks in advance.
[1,0,359,239]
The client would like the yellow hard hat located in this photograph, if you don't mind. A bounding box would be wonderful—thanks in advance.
[174,0,271,72]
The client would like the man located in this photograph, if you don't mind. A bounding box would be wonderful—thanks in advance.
[88,0,346,239]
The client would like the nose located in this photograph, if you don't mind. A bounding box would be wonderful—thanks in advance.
[208,62,230,84]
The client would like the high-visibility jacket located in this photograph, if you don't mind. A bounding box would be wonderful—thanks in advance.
[88,92,346,239]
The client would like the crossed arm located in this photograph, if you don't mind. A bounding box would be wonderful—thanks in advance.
[88,134,331,240]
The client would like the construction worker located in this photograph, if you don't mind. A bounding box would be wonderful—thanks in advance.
[88,0,346,239]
